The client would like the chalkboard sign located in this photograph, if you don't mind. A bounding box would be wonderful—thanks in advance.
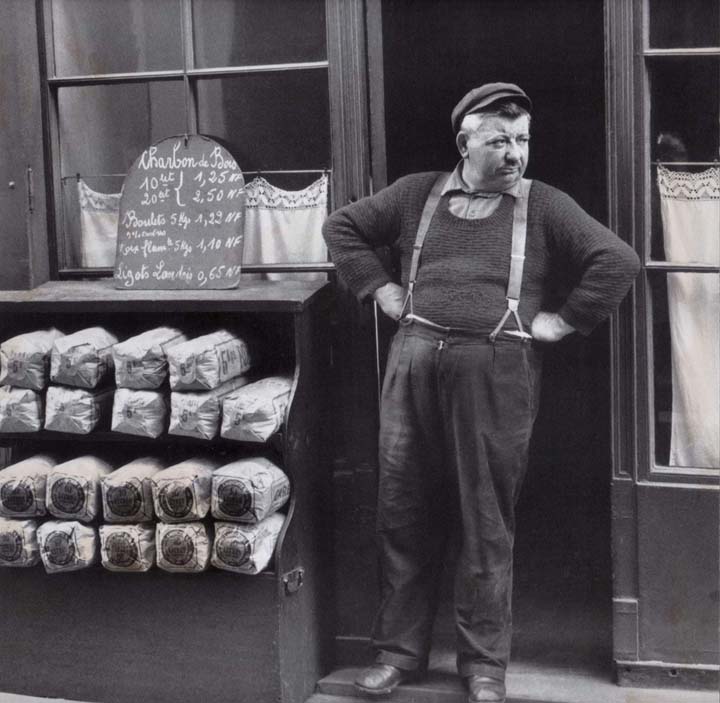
[114,135,246,290]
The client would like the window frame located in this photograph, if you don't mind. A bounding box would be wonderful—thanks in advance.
[38,0,338,279]
[634,0,720,483]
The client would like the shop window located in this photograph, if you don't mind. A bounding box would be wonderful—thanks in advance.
[192,0,326,67]
[196,72,330,170]
[51,0,184,75]
[42,0,331,275]
[644,3,720,477]
[648,0,719,49]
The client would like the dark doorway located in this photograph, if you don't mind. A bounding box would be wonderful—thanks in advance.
[380,0,612,686]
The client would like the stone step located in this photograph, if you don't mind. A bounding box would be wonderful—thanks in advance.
[310,667,719,703]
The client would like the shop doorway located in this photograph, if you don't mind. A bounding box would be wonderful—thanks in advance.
[378,0,611,688]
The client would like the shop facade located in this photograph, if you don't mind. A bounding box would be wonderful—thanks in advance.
[0,1,717,702]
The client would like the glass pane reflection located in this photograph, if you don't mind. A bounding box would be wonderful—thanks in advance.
[197,72,330,171]
[193,0,326,68]
[650,272,720,470]
[649,57,720,262]
[58,82,187,268]
[51,0,183,75]
[649,0,720,48]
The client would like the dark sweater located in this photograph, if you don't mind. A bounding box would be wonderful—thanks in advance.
[322,172,640,335]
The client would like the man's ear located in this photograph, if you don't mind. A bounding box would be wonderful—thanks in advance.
[456,131,468,158]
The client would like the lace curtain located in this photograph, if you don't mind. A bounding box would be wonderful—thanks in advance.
[242,174,328,281]
[77,175,328,279]
[657,165,720,469]
[77,179,121,268]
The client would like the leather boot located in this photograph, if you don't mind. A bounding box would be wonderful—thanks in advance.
[465,674,506,703]
[354,663,414,696]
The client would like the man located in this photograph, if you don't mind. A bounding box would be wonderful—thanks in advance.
[322,83,640,703]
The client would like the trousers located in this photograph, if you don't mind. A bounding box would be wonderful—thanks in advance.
[373,318,542,680]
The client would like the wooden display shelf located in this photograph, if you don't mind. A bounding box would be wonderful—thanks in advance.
[0,278,331,313]
[0,279,335,703]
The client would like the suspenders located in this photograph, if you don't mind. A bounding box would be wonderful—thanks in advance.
[400,173,533,340]
[399,173,450,320]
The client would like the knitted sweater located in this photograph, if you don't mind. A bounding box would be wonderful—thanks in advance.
[322,172,640,335]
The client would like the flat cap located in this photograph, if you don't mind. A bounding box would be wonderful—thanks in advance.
[451,82,532,133]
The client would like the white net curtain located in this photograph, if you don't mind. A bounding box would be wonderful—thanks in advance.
[657,165,720,469]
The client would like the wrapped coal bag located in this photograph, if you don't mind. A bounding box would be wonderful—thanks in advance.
[151,457,220,523]
[0,386,43,433]
[50,327,117,388]
[220,375,293,443]
[112,327,187,389]
[37,520,97,573]
[99,524,155,572]
[0,518,40,567]
[156,522,211,573]
[167,330,254,391]
[169,376,250,441]
[45,385,114,434]
[211,513,285,575]
[211,457,290,524]
[102,457,164,523]
[0,454,56,517]
[0,329,64,391]
[111,388,168,439]
[47,455,113,522]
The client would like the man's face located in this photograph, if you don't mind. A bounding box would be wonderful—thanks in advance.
[460,114,530,191]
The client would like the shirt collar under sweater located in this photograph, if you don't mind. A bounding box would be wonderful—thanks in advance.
[442,161,522,198]
[441,161,521,220]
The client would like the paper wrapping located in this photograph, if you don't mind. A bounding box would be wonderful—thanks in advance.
[0,518,40,567]
[37,520,98,573]
[0,386,44,433]
[151,458,220,523]
[101,457,164,523]
[0,455,56,517]
[169,376,249,441]
[45,385,114,434]
[50,327,118,388]
[112,388,168,439]
[112,327,187,389]
[167,330,254,391]
[99,523,156,572]
[220,375,293,442]
[211,457,290,523]
[211,513,285,575]
[156,522,211,573]
[0,329,64,391]
[47,456,113,522]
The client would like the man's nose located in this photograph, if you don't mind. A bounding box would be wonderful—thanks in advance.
[505,141,522,162]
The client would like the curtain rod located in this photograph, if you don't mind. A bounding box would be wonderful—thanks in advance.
[653,161,720,166]
[62,168,331,182]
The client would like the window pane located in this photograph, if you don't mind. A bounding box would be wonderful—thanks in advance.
[649,0,720,48]
[192,0,326,68]
[650,272,720,470]
[196,72,330,170]
[51,0,183,76]
[650,57,720,261]
[58,82,187,268]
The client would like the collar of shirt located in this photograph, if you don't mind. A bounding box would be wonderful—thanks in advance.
[441,161,522,199]
[441,162,521,220]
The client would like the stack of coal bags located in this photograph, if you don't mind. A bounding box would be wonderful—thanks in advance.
[152,457,219,573]
[111,328,187,439]
[167,331,255,440]
[0,330,64,432]
[45,328,117,434]
[211,457,289,574]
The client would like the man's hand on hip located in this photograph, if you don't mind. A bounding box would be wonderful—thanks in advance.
[373,282,406,320]
[530,311,575,343]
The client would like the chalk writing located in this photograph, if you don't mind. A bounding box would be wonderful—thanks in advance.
[114,135,245,290]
